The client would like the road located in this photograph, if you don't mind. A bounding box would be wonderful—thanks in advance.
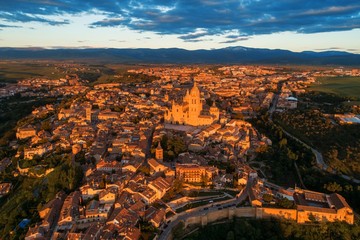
[158,178,254,240]
[272,115,360,184]
[269,81,360,184]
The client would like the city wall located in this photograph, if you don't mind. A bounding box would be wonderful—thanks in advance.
[184,207,297,228]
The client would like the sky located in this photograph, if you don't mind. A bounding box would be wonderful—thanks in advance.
[0,0,359,53]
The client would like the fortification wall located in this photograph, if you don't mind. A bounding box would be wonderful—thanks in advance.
[184,207,296,228]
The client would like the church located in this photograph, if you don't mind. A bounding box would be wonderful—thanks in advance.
[164,82,219,126]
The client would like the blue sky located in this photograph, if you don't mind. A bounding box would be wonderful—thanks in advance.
[0,0,359,53]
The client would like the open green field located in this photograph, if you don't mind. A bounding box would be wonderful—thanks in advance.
[309,76,360,100]
[0,61,65,83]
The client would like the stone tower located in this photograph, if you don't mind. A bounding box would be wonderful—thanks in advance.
[187,82,202,125]
[155,142,164,161]
[209,102,220,120]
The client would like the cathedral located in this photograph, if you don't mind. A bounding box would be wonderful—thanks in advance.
[164,82,219,126]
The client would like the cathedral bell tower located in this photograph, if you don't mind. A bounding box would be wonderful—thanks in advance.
[188,82,201,124]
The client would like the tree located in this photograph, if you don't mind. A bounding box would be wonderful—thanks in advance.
[308,213,317,223]
[324,182,343,192]
[226,230,235,240]
[262,194,273,203]
[278,197,294,209]
[279,138,287,148]
[201,173,209,187]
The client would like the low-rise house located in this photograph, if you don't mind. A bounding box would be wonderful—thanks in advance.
[83,200,108,222]
[57,191,81,230]
[148,158,168,174]
[25,225,45,240]
[145,207,166,228]
[99,189,116,204]
[38,193,65,232]
[122,161,141,173]
[137,187,158,204]
[107,208,139,228]
[80,185,103,200]
[82,223,103,240]
[98,109,120,120]
[24,143,53,160]
[148,177,172,199]
[16,126,37,139]
[96,160,122,173]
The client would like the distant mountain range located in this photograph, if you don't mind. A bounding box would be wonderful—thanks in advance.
[0,46,359,65]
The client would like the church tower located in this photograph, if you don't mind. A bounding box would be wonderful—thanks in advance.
[155,142,164,161]
[188,82,202,125]
[209,102,220,120]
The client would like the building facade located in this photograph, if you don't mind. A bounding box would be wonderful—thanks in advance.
[176,163,218,183]
[164,82,219,126]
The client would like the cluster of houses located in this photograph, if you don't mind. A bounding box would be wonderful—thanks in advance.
[0,64,356,239]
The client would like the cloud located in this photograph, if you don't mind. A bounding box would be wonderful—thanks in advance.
[0,23,22,28]
[220,37,250,44]
[0,0,359,40]
[109,39,126,42]
[314,47,360,53]
[0,11,69,25]
[89,17,125,28]
[179,30,210,40]
[347,48,360,52]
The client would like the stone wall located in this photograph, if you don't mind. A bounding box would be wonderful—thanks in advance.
[185,207,297,228]
[185,207,256,228]
[184,206,352,230]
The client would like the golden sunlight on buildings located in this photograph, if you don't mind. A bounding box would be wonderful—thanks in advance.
[164,82,219,126]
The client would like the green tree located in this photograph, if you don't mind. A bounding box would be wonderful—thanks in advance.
[226,230,235,240]
[262,193,273,203]
[278,197,294,209]
[279,138,287,148]
[324,182,343,192]
[201,173,209,187]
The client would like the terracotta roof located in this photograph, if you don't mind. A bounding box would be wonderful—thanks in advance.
[330,193,351,210]
[304,192,327,203]
[148,158,160,169]
[297,205,337,214]
[150,209,166,226]
[129,200,146,212]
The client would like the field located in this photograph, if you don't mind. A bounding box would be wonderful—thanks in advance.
[0,61,65,82]
[309,76,360,100]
